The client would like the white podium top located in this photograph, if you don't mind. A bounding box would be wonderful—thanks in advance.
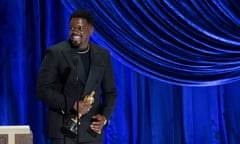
[0,125,32,144]
[0,125,31,134]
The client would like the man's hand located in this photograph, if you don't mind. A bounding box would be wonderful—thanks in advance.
[73,101,92,115]
[90,114,107,134]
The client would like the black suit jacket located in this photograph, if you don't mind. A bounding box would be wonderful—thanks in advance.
[37,40,117,143]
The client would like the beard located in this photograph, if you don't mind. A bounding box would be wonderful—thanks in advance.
[70,40,81,48]
[70,34,82,48]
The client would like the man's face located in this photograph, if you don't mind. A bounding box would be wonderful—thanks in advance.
[69,17,93,48]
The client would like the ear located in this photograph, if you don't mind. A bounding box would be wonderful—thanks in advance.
[89,26,94,35]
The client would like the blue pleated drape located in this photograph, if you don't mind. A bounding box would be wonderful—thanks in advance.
[61,0,240,86]
[0,0,240,144]
[0,0,70,143]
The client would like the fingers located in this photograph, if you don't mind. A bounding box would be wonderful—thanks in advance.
[73,101,92,115]
[90,114,106,134]
[90,121,102,134]
[80,104,92,115]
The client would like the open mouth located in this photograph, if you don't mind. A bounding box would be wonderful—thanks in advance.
[71,35,82,46]
[71,35,81,42]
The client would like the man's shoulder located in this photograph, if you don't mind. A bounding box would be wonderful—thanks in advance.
[90,42,109,53]
[48,40,70,51]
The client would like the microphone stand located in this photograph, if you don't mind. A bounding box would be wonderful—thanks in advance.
[76,35,83,144]
[76,70,80,144]
[61,31,84,144]
[72,57,80,144]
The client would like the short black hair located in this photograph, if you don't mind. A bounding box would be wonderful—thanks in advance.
[70,9,95,26]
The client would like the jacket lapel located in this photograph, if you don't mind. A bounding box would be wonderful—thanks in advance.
[82,43,103,96]
[61,41,103,97]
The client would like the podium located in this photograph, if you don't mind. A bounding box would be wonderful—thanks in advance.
[0,125,32,144]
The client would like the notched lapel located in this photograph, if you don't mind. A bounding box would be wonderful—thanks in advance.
[82,45,104,95]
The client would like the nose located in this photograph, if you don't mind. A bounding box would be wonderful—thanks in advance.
[70,27,84,34]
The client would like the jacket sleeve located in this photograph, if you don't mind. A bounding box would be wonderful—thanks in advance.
[100,51,117,120]
[36,48,75,113]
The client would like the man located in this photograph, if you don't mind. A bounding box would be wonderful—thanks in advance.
[37,9,117,144]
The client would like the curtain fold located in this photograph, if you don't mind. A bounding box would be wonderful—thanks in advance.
[0,0,70,143]
[61,0,240,86]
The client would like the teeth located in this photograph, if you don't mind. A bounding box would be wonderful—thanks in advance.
[72,36,81,42]
[73,36,81,39]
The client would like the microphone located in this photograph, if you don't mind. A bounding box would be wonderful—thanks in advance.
[61,57,80,138]
[72,56,80,144]
[61,56,85,144]
[72,57,79,75]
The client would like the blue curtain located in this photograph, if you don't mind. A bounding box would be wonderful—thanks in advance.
[0,0,70,143]
[61,0,240,86]
[0,0,240,144]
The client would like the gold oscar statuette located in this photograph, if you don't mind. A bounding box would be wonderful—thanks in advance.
[61,91,95,138]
